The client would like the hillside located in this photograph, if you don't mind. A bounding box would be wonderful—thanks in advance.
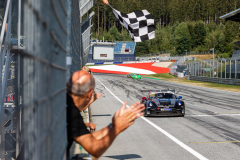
[87,0,240,57]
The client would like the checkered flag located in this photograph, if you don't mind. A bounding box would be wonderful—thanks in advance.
[109,5,155,42]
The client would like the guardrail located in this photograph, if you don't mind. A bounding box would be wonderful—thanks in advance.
[189,76,240,86]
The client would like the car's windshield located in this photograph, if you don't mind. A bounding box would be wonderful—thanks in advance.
[149,93,176,99]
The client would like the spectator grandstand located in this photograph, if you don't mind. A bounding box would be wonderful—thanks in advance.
[125,42,135,53]
[114,42,124,53]
[89,41,136,63]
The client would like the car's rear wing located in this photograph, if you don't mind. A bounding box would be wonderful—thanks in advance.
[140,89,175,93]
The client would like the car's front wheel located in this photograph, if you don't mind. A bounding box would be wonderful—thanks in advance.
[180,106,185,117]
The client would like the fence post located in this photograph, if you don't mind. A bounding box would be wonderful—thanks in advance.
[235,59,238,79]
[197,63,198,76]
[197,62,199,76]
[193,63,196,76]
[221,60,222,78]
[225,60,226,79]
[193,63,195,76]
[212,61,214,78]
[203,61,205,77]
[217,60,218,78]
[235,59,237,79]
[198,63,199,76]
[230,59,231,79]
[193,63,194,76]
[190,63,192,76]
[191,63,193,76]
[195,63,197,76]
[210,61,211,77]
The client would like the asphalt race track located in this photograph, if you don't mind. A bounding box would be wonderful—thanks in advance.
[90,73,240,160]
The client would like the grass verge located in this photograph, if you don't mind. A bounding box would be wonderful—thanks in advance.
[143,73,240,93]
[144,73,176,79]
[186,54,217,60]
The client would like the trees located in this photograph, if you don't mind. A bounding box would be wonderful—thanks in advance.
[174,22,191,54]
[88,0,240,56]
[136,41,150,56]
[89,0,240,33]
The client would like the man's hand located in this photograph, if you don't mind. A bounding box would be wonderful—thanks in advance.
[102,0,108,5]
[119,101,145,118]
[112,110,137,135]
[89,122,96,131]
[85,122,96,131]
[95,92,102,100]
[89,92,102,105]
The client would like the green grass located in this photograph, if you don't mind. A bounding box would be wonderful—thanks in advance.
[144,73,176,79]
[199,81,240,89]
[143,77,161,80]
[143,73,240,92]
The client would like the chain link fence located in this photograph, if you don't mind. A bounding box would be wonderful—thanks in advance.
[0,0,94,160]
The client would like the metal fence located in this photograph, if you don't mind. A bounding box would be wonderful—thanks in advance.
[187,57,240,85]
[88,56,136,63]
[233,50,240,59]
[185,51,218,55]
[0,0,19,159]
[81,11,95,66]
[140,50,217,57]
[0,0,94,160]
[136,56,196,65]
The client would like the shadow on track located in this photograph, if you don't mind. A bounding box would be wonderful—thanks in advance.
[104,154,142,160]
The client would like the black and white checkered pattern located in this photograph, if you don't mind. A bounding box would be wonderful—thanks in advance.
[110,5,155,42]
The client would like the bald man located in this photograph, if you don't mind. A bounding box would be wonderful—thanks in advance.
[66,70,145,158]
[81,66,101,131]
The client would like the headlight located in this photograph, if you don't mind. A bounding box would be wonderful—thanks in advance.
[149,102,153,106]
[178,102,181,106]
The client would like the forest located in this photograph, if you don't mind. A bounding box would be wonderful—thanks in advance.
[87,0,240,57]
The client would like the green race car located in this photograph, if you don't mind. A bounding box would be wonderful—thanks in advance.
[127,73,134,78]
[132,73,141,79]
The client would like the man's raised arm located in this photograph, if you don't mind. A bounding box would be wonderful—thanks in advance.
[74,110,137,158]
[90,101,144,140]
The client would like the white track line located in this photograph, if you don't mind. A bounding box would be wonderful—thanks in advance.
[186,114,240,117]
[96,77,208,160]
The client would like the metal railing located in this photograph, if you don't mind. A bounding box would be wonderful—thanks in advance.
[0,0,16,159]
[139,50,216,57]
[88,57,136,63]
[187,57,240,85]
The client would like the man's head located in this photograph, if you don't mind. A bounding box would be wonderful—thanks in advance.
[102,0,108,5]
[67,70,95,111]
